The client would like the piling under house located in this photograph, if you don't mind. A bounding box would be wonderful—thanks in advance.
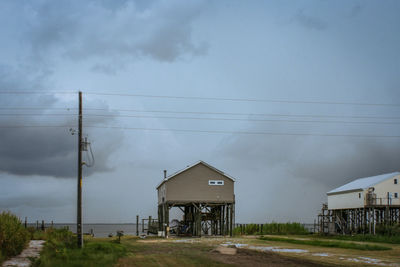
[157,161,235,236]
[319,172,400,234]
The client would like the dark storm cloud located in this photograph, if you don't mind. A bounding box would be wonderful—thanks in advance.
[0,194,71,209]
[24,0,207,65]
[218,132,400,190]
[0,66,119,178]
[348,3,364,18]
[295,10,327,31]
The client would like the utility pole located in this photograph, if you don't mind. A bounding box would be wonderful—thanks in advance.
[77,91,83,248]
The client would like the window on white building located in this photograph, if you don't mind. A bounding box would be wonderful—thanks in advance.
[358,193,361,198]
[395,193,398,198]
[209,180,224,186]
[395,179,398,185]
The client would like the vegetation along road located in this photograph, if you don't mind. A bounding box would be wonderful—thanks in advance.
[28,230,400,267]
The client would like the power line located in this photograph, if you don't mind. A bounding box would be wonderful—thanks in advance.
[0,124,399,138]
[0,113,76,117]
[0,91,75,95]
[2,107,400,120]
[1,113,400,126]
[0,107,74,111]
[85,108,400,120]
[86,114,400,125]
[0,90,399,107]
[84,92,400,107]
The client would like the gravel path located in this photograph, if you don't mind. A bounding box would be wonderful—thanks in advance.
[2,240,45,267]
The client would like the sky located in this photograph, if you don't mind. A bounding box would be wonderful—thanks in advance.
[0,0,399,224]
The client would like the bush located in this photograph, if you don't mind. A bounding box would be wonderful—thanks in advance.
[234,222,309,235]
[0,211,30,262]
[32,228,126,267]
[375,224,400,236]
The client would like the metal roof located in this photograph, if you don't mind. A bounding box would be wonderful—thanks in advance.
[156,160,236,189]
[327,172,399,195]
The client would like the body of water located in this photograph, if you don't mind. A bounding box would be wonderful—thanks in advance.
[27,223,146,237]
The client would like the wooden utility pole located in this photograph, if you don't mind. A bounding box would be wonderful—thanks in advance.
[77,91,83,248]
[136,215,139,236]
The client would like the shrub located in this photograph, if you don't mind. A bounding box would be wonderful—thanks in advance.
[375,224,400,236]
[32,229,126,267]
[0,211,30,262]
[234,222,309,235]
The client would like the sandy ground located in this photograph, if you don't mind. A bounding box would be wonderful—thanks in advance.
[168,237,400,266]
[2,240,45,267]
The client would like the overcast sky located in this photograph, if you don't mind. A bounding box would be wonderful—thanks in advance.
[1,0,399,224]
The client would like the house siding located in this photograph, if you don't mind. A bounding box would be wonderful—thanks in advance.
[328,174,400,209]
[159,163,234,204]
[328,191,364,209]
[372,174,400,205]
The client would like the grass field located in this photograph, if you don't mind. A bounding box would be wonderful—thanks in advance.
[316,234,400,244]
[32,232,400,266]
[259,236,392,250]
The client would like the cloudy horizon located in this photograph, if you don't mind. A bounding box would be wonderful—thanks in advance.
[1,0,399,224]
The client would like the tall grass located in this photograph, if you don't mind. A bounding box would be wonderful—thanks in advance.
[0,211,30,263]
[234,222,309,235]
[32,228,126,267]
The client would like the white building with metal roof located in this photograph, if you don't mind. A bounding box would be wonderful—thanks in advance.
[327,172,400,210]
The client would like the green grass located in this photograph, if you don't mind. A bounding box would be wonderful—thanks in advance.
[32,229,126,267]
[259,236,392,251]
[317,234,400,244]
[118,238,231,267]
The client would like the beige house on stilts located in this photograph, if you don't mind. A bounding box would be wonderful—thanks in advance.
[157,161,235,236]
[319,172,400,234]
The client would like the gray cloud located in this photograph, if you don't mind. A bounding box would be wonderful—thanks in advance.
[348,3,364,18]
[0,66,121,178]
[295,10,327,31]
[218,132,400,190]
[23,0,207,66]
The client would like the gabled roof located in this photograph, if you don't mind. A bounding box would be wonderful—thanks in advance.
[156,160,235,189]
[327,172,399,195]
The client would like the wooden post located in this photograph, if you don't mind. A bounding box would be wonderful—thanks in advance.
[136,215,139,236]
[51,220,54,228]
[165,204,170,238]
[142,219,145,233]
[24,217,27,228]
[229,205,233,236]
[41,220,45,231]
[36,220,39,230]
[221,206,225,236]
[148,216,152,235]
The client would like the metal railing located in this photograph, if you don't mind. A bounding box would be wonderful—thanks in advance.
[366,197,400,206]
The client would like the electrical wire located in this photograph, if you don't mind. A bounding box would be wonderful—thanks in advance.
[0,124,399,138]
[1,113,400,125]
[84,142,95,167]
[84,92,400,107]
[83,108,400,120]
[2,107,400,120]
[0,90,399,107]
[1,106,400,120]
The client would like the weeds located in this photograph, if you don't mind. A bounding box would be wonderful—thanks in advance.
[32,228,126,267]
[0,211,30,263]
[234,222,309,235]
